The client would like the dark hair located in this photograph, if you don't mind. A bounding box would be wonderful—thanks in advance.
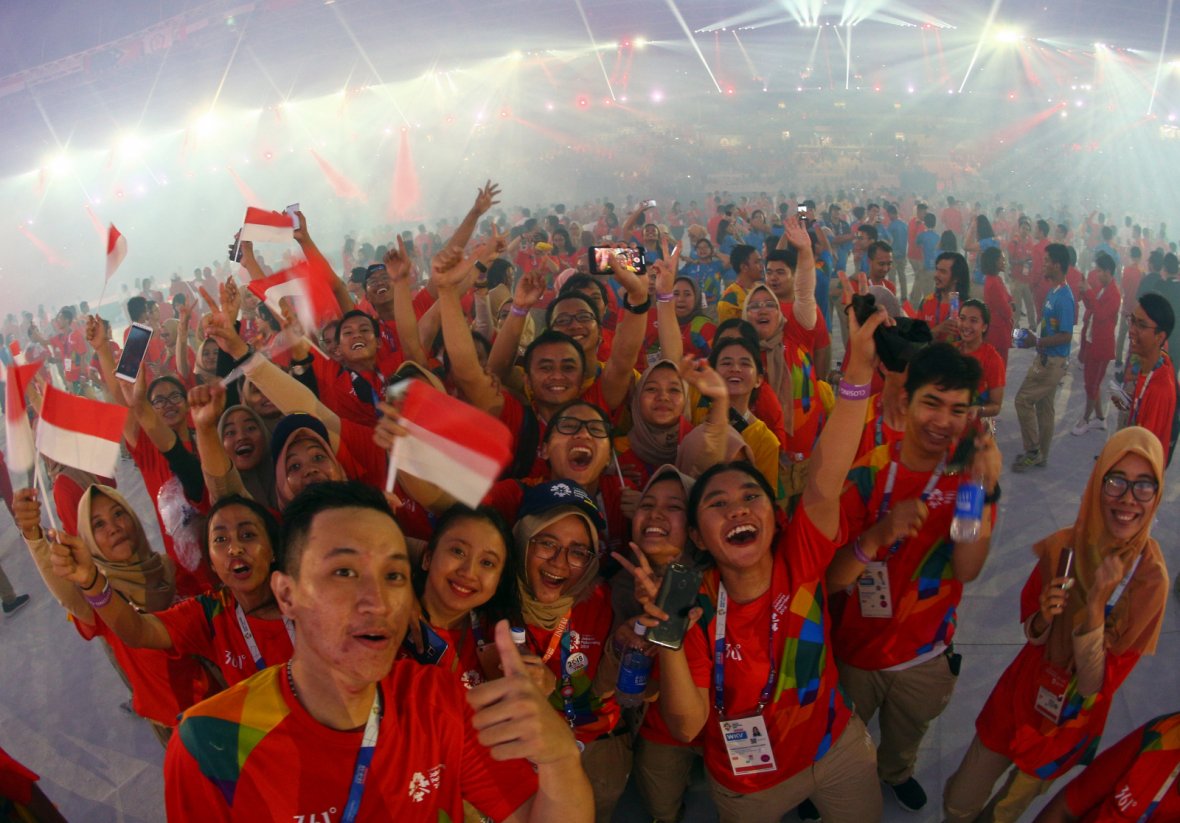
[127,296,148,322]
[545,292,600,332]
[1149,249,1166,272]
[202,494,281,570]
[1045,243,1071,274]
[442,330,491,376]
[686,460,776,531]
[866,240,893,261]
[960,297,990,327]
[1036,219,1051,238]
[334,309,379,343]
[277,481,396,577]
[1094,252,1116,274]
[559,274,609,309]
[417,505,521,627]
[729,244,757,274]
[858,224,879,242]
[486,258,513,291]
[708,336,764,376]
[938,231,958,252]
[712,317,759,351]
[981,246,1004,276]
[1139,293,1176,339]
[904,343,982,399]
[715,219,733,245]
[935,252,971,296]
[976,215,995,240]
[1165,253,1179,277]
[543,399,610,443]
[923,213,937,229]
[1130,246,1143,260]
[766,247,798,270]
[148,375,186,401]
[522,329,587,375]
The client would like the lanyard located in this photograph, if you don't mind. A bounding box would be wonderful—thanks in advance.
[1105,553,1143,618]
[876,458,945,554]
[540,612,571,664]
[712,583,784,718]
[234,603,295,671]
[1130,360,1161,425]
[557,621,578,727]
[1139,760,1180,822]
[340,688,383,823]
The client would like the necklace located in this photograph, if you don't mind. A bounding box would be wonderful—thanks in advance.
[286,661,299,700]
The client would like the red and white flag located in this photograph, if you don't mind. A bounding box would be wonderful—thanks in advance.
[106,224,127,280]
[4,361,42,473]
[246,260,341,334]
[239,207,295,244]
[387,380,512,508]
[35,385,128,478]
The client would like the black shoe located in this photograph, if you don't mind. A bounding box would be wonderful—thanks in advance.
[796,798,821,820]
[888,777,928,812]
[2,594,29,615]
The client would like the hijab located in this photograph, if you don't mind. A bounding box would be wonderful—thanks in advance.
[77,485,176,613]
[628,360,688,468]
[742,284,794,436]
[217,404,277,509]
[513,507,601,631]
[1034,427,1168,663]
[273,427,344,508]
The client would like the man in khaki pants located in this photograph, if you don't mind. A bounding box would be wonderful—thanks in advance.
[825,344,1002,813]
[1012,244,1076,472]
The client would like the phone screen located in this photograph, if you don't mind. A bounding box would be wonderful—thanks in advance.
[116,323,153,382]
[588,245,647,277]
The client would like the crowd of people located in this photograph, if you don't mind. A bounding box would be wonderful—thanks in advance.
[0,182,1177,822]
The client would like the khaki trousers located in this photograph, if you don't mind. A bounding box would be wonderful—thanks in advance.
[633,737,700,822]
[708,714,881,823]
[581,732,633,823]
[942,734,1055,822]
[1011,281,1038,327]
[892,258,910,301]
[1014,355,1068,458]
[838,652,959,785]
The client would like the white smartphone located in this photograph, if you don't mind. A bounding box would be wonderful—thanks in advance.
[116,322,154,383]
[285,203,301,230]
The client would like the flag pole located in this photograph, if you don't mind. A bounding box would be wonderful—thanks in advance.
[384,433,402,493]
[34,456,60,535]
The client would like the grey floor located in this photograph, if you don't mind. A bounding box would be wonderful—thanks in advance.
[1,340,1178,822]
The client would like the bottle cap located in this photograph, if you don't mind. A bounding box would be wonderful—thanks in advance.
[510,627,527,645]
[633,621,648,637]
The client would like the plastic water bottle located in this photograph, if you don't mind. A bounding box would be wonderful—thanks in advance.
[950,470,985,543]
[949,291,961,315]
[615,623,653,708]
[510,627,529,655]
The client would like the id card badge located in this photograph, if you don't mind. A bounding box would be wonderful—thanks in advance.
[719,714,778,776]
[857,561,893,618]
[1034,664,1071,724]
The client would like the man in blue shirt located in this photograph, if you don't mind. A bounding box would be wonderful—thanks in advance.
[1013,243,1076,471]
[884,203,909,298]
[913,213,940,302]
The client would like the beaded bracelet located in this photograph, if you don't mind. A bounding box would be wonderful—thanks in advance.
[852,536,872,565]
[509,304,529,318]
[83,576,113,609]
[838,379,871,401]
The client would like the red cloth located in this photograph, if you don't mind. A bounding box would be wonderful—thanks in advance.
[1079,280,1121,364]
[1126,354,1177,454]
[962,342,1006,402]
[983,276,1014,354]
[1122,264,1143,305]
[0,745,39,805]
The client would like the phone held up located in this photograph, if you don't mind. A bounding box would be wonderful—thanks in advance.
[115,322,154,383]
[588,246,647,277]
[647,563,704,650]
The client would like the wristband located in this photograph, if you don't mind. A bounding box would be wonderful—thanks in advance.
[838,379,871,401]
[79,565,99,592]
[852,536,872,565]
[656,291,674,303]
[474,261,488,274]
[623,295,652,314]
[984,484,1002,505]
[83,576,113,609]
[291,352,314,367]
[510,304,529,318]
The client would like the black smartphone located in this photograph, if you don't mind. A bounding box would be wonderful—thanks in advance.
[648,563,704,650]
[588,245,647,277]
[115,322,154,383]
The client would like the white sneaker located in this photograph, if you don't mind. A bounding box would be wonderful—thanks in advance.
[1090,417,1107,432]
[1071,418,1091,436]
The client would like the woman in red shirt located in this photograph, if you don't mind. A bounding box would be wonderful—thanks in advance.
[980,246,1015,367]
[1072,252,1121,436]
[943,428,1169,822]
[958,299,1007,418]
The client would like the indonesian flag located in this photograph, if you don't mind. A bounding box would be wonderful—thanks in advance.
[35,385,128,478]
[239,207,295,244]
[246,260,341,334]
[106,224,127,280]
[388,380,512,508]
[4,361,42,473]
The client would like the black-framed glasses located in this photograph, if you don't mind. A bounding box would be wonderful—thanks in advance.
[551,311,596,329]
[150,391,185,408]
[552,416,611,438]
[1124,313,1158,332]
[529,536,595,569]
[1102,474,1158,502]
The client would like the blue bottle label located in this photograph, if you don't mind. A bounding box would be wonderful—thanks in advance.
[954,483,985,519]
[617,656,652,694]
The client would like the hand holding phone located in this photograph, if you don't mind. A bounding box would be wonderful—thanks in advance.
[647,563,704,650]
[115,322,154,383]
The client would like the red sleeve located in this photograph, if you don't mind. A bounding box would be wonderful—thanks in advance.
[165,730,233,822]
[411,288,436,320]
[985,348,1005,389]
[1138,374,1176,453]
[784,502,840,584]
[1061,722,1145,817]
[153,596,216,660]
[310,351,341,410]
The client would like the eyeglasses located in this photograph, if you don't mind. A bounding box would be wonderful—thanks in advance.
[529,536,596,569]
[1102,474,1158,502]
[552,416,611,438]
[150,391,185,408]
[1124,313,1158,332]
[746,300,779,312]
[551,311,596,329]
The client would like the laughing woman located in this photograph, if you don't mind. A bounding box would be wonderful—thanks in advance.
[943,427,1170,822]
[40,494,293,688]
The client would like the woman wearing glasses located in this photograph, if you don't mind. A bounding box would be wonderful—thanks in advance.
[512,481,628,823]
[943,427,1170,822]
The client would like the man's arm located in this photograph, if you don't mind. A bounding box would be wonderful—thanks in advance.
[599,254,650,410]
[293,211,355,313]
[784,217,817,331]
[486,270,546,381]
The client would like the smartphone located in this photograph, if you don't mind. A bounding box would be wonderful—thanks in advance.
[641,199,657,209]
[228,232,243,263]
[648,563,704,650]
[402,619,449,665]
[115,322,154,383]
[285,203,301,230]
[588,245,647,277]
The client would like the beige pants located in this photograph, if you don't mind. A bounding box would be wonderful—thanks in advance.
[633,737,700,822]
[838,652,959,785]
[1011,281,1038,327]
[708,714,881,823]
[943,734,1055,822]
[581,732,633,823]
[1014,355,1069,458]
[909,264,933,305]
[892,258,910,301]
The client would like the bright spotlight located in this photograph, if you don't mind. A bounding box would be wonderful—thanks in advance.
[651,89,664,103]
[194,110,218,136]
[509,50,524,61]
[118,133,142,155]
[634,36,648,49]
[46,153,72,176]
[994,28,1022,44]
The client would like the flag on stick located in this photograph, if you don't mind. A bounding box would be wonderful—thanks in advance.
[105,224,127,280]
[35,385,128,478]
[239,207,295,244]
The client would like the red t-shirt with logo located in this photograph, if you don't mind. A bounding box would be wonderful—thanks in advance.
[962,342,1006,404]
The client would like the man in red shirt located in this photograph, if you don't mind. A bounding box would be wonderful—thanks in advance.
[1115,245,1145,366]
[1115,293,1176,462]
[828,343,1000,813]
[1030,219,1053,318]
[166,481,591,822]
[866,240,898,294]
[1008,217,1037,327]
